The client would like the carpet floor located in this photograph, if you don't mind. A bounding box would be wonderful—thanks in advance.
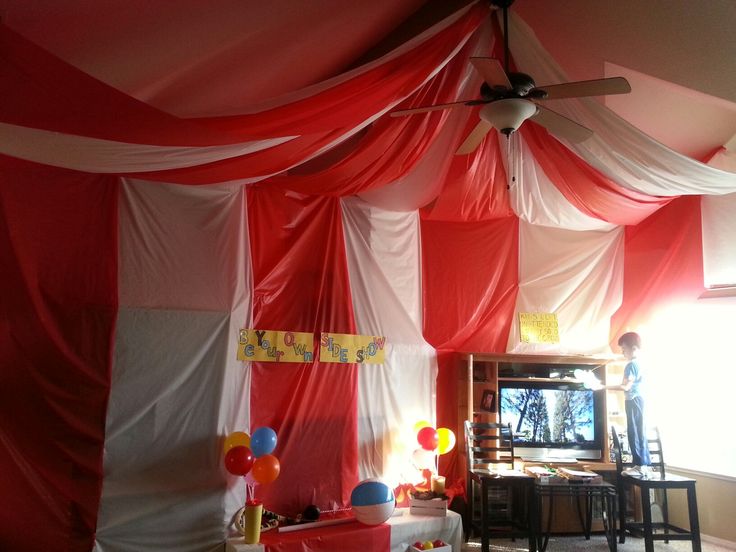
[461,535,733,552]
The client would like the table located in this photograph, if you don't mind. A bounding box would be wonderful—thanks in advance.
[225,508,463,552]
[534,480,617,552]
[473,470,536,552]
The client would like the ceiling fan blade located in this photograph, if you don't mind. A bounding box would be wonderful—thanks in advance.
[530,105,594,143]
[534,77,631,100]
[455,120,493,155]
[390,100,471,117]
[469,57,511,88]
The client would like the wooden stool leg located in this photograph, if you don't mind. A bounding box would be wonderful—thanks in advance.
[482,479,489,552]
[641,487,654,552]
[687,485,701,552]
[618,484,627,544]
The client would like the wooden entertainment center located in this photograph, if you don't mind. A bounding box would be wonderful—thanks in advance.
[460,352,627,534]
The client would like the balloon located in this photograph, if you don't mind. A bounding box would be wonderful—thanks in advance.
[417,426,439,451]
[251,427,278,457]
[413,420,431,433]
[412,448,435,470]
[224,446,254,476]
[437,428,456,455]
[252,454,280,484]
[223,431,251,455]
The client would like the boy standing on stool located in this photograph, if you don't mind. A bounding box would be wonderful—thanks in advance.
[605,332,652,478]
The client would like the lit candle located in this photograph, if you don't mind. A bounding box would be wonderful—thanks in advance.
[431,475,446,495]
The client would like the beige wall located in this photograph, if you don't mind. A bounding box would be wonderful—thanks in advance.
[666,467,736,544]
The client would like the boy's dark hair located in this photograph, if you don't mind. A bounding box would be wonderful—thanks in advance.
[617,331,641,348]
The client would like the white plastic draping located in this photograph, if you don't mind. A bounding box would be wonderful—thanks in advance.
[702,148,736,287]
[0,122,295,175]
[507,12,736,197]
[340,197,437,487]
[118,179,251,310]
[507,220,624,356]
[503,132,618,231]
[96,180,252,552]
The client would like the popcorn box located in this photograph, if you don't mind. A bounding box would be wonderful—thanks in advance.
[408,496,448,517]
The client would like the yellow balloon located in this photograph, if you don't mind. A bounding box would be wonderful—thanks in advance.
[437,428,456,455]
[413,420,432,434]
[223,431,251,454]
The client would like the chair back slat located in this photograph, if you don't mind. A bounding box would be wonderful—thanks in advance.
[610,425,666,478]
[465,420,515,472]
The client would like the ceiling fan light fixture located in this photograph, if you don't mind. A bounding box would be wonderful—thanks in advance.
[480,99,537,136]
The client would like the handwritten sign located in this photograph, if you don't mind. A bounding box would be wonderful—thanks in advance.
[237,329,314,363]
[319,332,386,364]
[519,312,560,344]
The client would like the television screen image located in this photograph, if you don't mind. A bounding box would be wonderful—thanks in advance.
[499,381,602,460]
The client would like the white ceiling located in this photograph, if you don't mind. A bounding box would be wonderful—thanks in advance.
[514,0,736,159]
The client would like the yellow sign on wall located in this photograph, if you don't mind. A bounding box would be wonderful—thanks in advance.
[319,332,386,364]
[237,329,314,363]
[519,312,560,344]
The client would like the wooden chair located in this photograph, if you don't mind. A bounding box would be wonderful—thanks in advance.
[464,420,535,552]
[611,426,702,552]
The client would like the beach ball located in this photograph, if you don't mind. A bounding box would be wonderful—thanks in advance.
[350,479,395,525]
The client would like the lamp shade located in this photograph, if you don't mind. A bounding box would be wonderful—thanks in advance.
[480,99,537,135]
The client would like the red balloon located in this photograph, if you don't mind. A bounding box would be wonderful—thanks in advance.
[225,445,254,476]
[417,426,439,451]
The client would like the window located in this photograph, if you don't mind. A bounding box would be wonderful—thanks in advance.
[642,301,736,478]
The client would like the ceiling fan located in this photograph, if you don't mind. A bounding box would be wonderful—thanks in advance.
[390,0,631,154]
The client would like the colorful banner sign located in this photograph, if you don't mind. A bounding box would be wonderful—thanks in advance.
[319,332,386,364]
[519,312,560,344]
[237,329,314,363]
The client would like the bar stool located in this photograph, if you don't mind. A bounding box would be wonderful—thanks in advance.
[611,426,701,552]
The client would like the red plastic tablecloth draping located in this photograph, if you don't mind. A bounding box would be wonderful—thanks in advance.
[259,521,390,552]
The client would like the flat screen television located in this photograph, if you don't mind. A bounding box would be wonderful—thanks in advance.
[498,380,604,461]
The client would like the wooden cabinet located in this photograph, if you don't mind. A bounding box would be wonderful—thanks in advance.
[460,353,622,535]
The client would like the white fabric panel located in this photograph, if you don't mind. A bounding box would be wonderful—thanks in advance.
[98,180,253,551]
[95,309,248,552]
[119,179,248,311]
[507,220,624,356]
[340,197,437,487]
[508,13,736,197]
[504,133,618,231]
[0,122,294,173]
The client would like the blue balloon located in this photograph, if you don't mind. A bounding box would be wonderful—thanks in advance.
[251,426,277,457]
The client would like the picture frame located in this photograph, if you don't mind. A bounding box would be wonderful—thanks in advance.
[480,389,496,413]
